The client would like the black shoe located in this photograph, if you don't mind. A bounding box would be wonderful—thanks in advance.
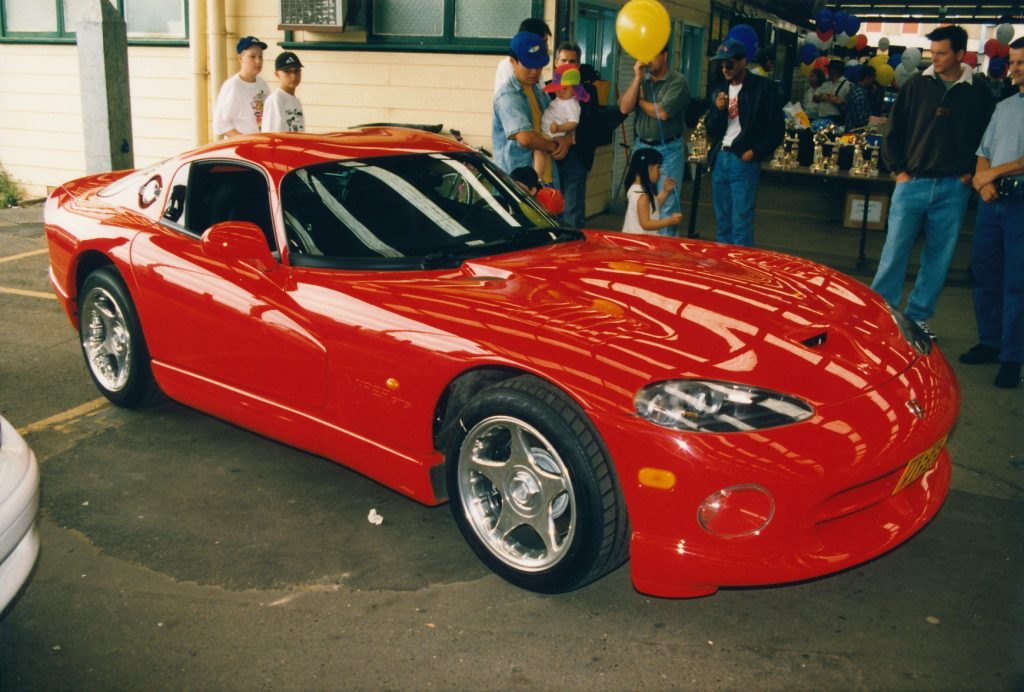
[994,362,1021,389]
[959,343,1000,365]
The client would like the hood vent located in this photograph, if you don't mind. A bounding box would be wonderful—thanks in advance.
[801,332,828,348]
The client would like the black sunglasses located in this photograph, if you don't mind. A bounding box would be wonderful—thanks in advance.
[723,60,736,70]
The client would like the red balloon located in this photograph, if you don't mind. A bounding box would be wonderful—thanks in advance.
[962,51,978,68]
[816,28,833,42]
[984,38,1000,57]
[997,42,1010,58]
[813,56,830,72]
[854,34,868,50]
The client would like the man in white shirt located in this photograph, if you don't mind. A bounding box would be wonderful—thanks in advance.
[213,36,270,139]
[262,51,305,133]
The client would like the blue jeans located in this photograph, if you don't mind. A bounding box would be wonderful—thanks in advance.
[711,150,760,247]
[633,139,684,236]
[556,148,588,228]
[971,197,1024,362]
[870,176,971,321]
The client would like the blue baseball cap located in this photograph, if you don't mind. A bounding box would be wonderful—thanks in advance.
[712,39,747,61]
[510,31,550,69]
[236,36,268,53]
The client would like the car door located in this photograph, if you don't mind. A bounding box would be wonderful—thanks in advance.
[130,159,328,411]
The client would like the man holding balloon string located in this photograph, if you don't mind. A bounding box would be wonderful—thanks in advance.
[616,0,690,238]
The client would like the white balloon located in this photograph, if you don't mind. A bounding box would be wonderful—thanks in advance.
[837,31,851,45]
[878,37,890,51]
[894,63,911,87]
[995,23,1015,45]
[901,47,921,70]
[847,58,860,67]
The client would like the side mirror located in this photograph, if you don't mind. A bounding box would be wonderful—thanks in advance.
[201,221,277,274]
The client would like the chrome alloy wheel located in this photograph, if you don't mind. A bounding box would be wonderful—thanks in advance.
[457,416,576,572]
[81,286,133,392]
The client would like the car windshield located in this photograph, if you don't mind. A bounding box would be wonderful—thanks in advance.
[280,152,581,269]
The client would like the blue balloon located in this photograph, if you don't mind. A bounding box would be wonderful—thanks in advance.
[988,56,1006,77]
[845,15,861,35]
[726,24,759,62]
[844,65,860,81]
[888,53,902,68]
[834,11,848,34]
[814,9,834,32]
[799,42,818,64]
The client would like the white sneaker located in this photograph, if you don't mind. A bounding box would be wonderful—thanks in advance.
[913,320,936,340]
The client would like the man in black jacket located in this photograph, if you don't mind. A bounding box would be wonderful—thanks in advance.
[705,39,784,246]
[870,25,993,338]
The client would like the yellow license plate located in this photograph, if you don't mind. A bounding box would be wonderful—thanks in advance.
[892,435,947,495]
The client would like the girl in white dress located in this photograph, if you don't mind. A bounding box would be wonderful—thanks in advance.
[621,148,683,235]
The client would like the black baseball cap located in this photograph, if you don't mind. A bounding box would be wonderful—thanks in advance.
[275,51,303,71]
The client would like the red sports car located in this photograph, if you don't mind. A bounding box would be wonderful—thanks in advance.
[45,128,959,597]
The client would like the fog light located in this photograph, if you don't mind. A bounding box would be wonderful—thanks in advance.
[697,484,774,538]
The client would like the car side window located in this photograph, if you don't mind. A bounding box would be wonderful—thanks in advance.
[161,163,190,227]
[163,161,277,252]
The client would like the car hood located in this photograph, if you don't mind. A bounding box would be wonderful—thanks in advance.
[427,232,916,406]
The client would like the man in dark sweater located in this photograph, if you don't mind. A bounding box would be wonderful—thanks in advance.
[870,25,993,337]
[705,39,784,247]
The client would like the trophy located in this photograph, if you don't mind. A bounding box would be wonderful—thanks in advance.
[826,141,840,175]
[808,128,830,173]
[688,116,710,163]
[771,127,799,169]
[849,127,881,177]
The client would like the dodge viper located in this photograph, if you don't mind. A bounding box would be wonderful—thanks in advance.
[45,128,959,597]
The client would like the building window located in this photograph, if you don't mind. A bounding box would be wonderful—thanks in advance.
[370,0,538,47]
[1,0,187,41]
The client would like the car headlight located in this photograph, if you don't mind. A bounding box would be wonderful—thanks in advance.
[890,308,932,355]
[635,380,814,433]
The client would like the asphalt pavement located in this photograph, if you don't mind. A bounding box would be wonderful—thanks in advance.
[0,176,1021,690]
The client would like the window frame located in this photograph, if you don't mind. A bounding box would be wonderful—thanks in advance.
[282,0,543,54]
[0,0,189,45]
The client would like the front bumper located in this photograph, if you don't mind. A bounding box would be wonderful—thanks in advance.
[594,351,960,598]
[0,416,41,613]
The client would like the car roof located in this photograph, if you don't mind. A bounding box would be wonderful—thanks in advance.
[185,127,473,172]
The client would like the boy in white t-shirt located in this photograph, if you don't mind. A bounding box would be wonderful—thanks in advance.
[213,36,270,139]
[534,64,590,182]
[262,51,305,133]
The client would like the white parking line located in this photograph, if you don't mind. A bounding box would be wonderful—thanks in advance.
[0,286,56,300]
[17,397,109,436]
[0,248,48,264]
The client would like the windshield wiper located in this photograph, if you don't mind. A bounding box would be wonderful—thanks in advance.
[420,251,465,269]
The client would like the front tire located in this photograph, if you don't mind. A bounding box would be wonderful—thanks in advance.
[446,375,629,593]
[78,267,158,408]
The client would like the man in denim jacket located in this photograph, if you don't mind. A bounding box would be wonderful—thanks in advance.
[492,32,569,186]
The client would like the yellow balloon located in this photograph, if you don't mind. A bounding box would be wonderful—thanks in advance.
[846,34,858,48]
[800,61,812,77]
[868,54,888,70]
[616,0,671,64]
[875,63,895,87]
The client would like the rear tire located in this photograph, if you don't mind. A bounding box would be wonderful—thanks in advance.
[78,268,158,408]
[446,375,629,593]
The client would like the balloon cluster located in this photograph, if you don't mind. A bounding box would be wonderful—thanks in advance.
[984,24,1017,78]
[800,7,872,75]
